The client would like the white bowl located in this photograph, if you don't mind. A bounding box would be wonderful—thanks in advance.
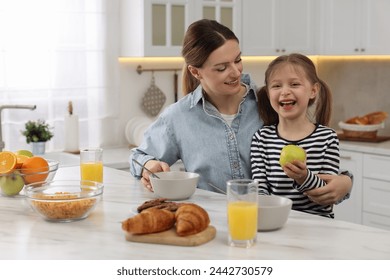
[150,171,199,200]
[258,195,292,231]
[338,121,385,132]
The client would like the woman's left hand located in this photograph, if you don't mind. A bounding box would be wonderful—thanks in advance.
[304,174,352,205]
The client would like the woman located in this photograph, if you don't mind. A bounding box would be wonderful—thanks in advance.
[129,19,352,205]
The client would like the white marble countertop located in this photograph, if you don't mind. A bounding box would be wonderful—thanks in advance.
[340,139,390,156]
[1,166,390,260]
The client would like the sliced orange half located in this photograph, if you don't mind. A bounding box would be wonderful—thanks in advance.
[0,151,17,174]
[15,154,30,169]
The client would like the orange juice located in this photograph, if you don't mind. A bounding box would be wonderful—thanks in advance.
[80,162,103,183]
[228,201,257,240]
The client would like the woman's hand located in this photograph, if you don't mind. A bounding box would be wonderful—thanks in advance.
[140,160,170,192]
[304,174,352,205]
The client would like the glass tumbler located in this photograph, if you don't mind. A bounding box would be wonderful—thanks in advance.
[227,179,258,248]
[80,148,103,183]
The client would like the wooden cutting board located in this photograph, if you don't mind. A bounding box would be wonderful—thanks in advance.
[125,226,216,246]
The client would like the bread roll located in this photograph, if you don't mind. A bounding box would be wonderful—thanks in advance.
[366,111,388,124]
[122,208,175,234]
[345,111,388,125]
[175,203,210,237]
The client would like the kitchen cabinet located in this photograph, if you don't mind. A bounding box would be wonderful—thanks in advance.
[333,150,363,224]
[120,0,242,57]
[362,154,390,231]
[241,0,319,56]
[320,0,390,55]
[334,146,390,231]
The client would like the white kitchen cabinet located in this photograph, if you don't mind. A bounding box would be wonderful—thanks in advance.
[362,154,390,231]
[333,150,363,224]
[320,0,390,55]
[334,147,390,230]
[120,0,242,57]
[121,0,190,57]
[241,0,319,56]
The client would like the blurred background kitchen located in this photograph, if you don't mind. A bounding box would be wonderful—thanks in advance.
[1,0,390,152]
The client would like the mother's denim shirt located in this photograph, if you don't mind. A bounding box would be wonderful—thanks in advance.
[129,74,263,192]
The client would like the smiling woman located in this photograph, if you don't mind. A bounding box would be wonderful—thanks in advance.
[0,0,120,151]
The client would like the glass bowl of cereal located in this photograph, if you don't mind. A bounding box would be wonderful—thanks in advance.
[24,180,103,222]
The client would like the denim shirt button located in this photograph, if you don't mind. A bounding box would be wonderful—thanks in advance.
[229,133,234,140]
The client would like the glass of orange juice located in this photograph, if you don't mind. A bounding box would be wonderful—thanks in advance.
[227,179,258,248]
[80,148,103,183]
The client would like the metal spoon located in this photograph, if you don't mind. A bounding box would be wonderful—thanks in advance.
[207,182,227,195]
[132,159,160,179]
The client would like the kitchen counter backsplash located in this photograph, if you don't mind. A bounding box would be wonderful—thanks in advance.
[316,57,390,137]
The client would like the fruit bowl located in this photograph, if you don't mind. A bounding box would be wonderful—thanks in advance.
[0,159,59,197]
[24,180,103,222]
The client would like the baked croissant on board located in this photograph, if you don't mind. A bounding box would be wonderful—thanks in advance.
[122,202,211,237]
[175,203,210,237]
[121,208,175,234]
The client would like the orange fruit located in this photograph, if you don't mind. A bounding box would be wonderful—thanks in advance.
[20,156,49,184]
[0,151,17,174]
[15,154,30,169]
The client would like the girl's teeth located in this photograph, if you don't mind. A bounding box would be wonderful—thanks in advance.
[280,101,296,106]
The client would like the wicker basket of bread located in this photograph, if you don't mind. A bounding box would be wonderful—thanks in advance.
[339,111,388,139]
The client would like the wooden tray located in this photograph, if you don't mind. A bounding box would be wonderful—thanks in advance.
[125,226,216,246]
[338,133,390,143]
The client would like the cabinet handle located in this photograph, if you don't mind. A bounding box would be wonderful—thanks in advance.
[360,48,365,52]
[276,49,280,52]
[281,49,286,52]
[354,48,359,52]
[340,155,352,160]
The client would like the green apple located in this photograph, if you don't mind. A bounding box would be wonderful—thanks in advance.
[16,149,34,158]
[279,145,306,167]
[0,171,25,196]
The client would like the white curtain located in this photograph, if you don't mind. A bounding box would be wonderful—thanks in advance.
[0,0,120,152]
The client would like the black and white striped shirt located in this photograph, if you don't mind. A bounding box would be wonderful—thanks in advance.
[250,124,340,218]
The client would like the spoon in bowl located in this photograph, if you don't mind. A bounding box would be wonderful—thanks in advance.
[132,159,160,179]
[207,182,227,195]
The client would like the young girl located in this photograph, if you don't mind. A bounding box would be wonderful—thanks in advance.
[250,53,339,218]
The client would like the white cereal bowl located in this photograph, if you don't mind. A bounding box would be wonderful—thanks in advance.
[258,195,292,231]
[150,171,199,200]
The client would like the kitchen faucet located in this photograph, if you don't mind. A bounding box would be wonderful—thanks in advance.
[0,104,37,151]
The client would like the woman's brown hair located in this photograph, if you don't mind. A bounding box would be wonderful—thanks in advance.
[258,53,332,126]
[181,19,239,94]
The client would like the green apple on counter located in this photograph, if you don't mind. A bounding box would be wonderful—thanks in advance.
[0,171,25,196]
[279,145,306,167]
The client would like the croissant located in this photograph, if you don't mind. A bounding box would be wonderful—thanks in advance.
[121,208,175,234]
[175,203,210,237]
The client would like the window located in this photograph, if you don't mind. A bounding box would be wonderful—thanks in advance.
[0,0,119,152]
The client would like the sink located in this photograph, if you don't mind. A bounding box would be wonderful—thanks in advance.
[42,152,80,167]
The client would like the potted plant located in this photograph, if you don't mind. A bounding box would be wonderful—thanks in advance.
[21,119,54,155]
